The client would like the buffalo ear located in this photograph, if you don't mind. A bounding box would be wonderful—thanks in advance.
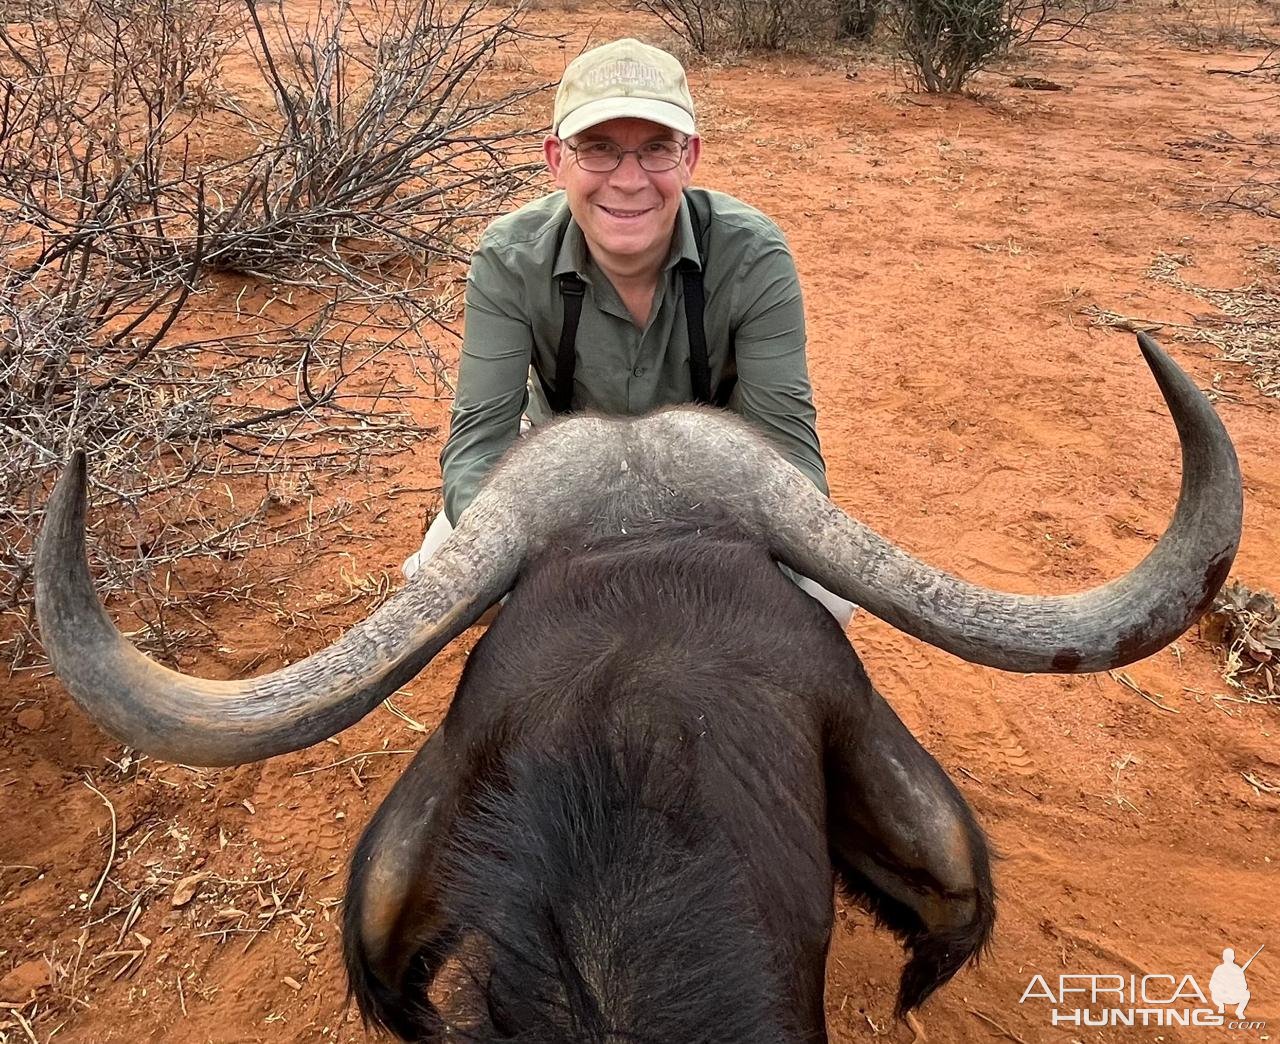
[344,730,461,1040]
[823,687,995,1015]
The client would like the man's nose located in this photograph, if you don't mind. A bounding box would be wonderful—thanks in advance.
[607,152,650,189]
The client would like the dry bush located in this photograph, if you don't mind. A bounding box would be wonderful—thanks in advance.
[0,225,433,667]
[634,0,838,53]
[0,0,245,279]
[635,0,1113,67]
[208,0,549,276]
[836,0,883,40]
[1,0,548,278]
[1165,0,1278,48]
[884,0,1116,92]
[0,0,548,663]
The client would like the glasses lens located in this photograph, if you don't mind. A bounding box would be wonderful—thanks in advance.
[638,142,684,172]
[576,143,622,172]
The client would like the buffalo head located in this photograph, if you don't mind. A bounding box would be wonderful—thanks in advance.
[33,333,1242,1038]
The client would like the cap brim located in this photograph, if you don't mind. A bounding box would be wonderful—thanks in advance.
[557,97,695,139]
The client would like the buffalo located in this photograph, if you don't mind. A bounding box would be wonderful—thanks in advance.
[35,333,1241,1041]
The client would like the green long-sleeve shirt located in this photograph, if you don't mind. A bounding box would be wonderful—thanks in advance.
[441,188,828,524]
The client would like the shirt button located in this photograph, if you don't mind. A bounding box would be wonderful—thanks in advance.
[632,366,645,377]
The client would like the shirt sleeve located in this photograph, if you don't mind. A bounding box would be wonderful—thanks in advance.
[440,242,533,524]
[730,239,830,496]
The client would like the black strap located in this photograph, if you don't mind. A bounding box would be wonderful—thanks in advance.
[552,190,733,414]
[550,272,585,414]
[686,192,737,409]
[680,263,711,404]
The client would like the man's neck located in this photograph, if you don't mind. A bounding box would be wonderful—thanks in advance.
[585,239,670,328]
[590,240,669,294]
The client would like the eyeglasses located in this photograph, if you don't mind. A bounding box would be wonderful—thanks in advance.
[564,138,689,173]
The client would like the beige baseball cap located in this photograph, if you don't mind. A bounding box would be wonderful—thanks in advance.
[554,38,696,140]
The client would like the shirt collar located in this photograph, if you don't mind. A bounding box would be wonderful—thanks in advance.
[666,195,701,272]
[552,194,702,280]
[553,209,589,280]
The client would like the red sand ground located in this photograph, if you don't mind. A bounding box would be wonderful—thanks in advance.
[3,3,1279,1041]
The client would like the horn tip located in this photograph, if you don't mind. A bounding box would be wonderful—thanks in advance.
[54,449,89,510]
[37,449,90,570]
[65,449,88,490]
[1134,329,1162,358]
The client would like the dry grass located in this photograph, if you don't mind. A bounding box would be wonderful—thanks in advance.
[1147,249,1280,397]
[1204,579,1280,700]
[1162,0,1279,48]
[1084,247,1280,400]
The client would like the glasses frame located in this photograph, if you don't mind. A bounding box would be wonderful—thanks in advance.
[563,136,691,173]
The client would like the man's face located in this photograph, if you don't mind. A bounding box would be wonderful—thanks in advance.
[544,117,701,273]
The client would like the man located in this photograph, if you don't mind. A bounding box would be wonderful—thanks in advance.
[405,37,854,626]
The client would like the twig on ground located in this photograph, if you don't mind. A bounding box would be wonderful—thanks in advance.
[1207,49,1279,77]
[1243,771,1280,795]
[81,777,118,917]
[967,1008,1028,1044]
[1109,671,1180,713]
[383,697,429,733]
[5,1006,39,1044]
[291,750,414,776]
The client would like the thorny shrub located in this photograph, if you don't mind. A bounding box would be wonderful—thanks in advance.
[634,0,840,52]
[212,0,547,275]
[884,0,1117,92]
[632,0,1111,67]
[0,0,549,664]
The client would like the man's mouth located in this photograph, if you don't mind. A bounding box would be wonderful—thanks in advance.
[599,205,651,220]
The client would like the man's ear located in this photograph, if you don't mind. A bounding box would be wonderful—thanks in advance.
[544,135,565,185]
[681,134,702,185]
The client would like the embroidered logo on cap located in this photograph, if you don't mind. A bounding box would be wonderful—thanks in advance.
[584,60,666,92]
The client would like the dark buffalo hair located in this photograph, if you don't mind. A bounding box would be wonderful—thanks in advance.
[344,520,995,1041]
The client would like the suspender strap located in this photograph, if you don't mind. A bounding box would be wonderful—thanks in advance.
[551,272,585,414]
[685,190,738,409]
[680,262,711,405]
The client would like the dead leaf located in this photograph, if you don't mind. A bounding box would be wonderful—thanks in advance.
[171,873,208,908]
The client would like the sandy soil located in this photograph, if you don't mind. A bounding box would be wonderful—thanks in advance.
[3,2,1279,1041]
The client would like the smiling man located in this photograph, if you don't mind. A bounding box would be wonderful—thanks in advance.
[407,38,854,626]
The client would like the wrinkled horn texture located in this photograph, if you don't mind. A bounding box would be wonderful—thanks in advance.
[35,333,1240,766]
